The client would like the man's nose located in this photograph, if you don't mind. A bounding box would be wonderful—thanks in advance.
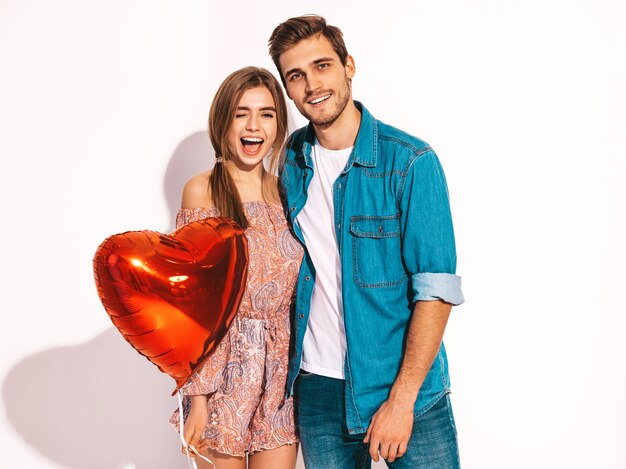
[305,74,322,94]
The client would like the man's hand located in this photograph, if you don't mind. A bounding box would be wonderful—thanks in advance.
[363,299,452,462]
[363,396,414,463]
[181,395,209,456]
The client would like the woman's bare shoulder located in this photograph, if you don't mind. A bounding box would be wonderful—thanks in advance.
[181,171,212,209]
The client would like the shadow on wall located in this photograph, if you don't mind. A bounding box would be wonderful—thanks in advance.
[1,135,214,469]
[1,132,308,469]
[3,329,185,469]
[163,130,215,232]
[2,331,307,469]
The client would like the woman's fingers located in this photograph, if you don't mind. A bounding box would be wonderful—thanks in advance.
[180,441,208,457]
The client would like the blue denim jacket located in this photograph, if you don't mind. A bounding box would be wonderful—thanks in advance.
[280,102,464,434]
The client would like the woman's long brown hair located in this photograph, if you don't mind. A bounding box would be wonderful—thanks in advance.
[208,67,288,229]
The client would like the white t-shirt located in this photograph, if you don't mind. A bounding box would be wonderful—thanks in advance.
[296,142,352,379]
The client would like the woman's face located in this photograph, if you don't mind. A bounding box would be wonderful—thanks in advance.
[227,85,278,170]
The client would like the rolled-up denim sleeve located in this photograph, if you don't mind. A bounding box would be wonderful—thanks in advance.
[400,149,464,306]
[412,272,464,305]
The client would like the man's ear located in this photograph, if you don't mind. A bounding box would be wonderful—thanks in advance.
[345,55,356,80]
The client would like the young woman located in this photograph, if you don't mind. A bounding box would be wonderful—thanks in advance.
[169,67,302,469]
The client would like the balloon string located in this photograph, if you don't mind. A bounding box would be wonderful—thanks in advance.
[178,389,215,469]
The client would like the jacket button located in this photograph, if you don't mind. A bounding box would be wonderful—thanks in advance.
[305,276,311,281]
[299,314,304,319]
[378,225,383,233]
[290,207,295,211]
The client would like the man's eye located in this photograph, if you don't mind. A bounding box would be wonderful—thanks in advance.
[289,73,302,81]
[318,63,329,69]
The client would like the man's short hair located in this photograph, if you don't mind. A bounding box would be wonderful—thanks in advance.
[268,15,348,85]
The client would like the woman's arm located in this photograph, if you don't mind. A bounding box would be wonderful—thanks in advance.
[181,395,209,454]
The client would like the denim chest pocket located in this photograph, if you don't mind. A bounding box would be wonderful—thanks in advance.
[350,214,406,288]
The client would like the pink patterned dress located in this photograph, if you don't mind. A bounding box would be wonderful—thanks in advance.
[169,201,303,456]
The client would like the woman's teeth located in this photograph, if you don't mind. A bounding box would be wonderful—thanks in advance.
[241,137,263,154]
[241,137,263,145]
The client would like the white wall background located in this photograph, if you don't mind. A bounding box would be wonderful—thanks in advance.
[1,1,625,468]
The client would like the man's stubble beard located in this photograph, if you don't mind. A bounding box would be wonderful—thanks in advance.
[302,76,352,130]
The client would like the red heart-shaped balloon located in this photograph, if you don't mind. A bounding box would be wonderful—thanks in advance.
[93,217,248,392]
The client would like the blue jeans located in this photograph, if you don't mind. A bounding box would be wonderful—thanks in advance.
[295,372,460,469]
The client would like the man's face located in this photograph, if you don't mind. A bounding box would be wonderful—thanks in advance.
[279,34,355,128]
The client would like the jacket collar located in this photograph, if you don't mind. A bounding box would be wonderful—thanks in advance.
[351,101,377,168]
[300,101,377,169]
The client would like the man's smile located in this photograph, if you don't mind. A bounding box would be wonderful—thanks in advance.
[307,93,332,106]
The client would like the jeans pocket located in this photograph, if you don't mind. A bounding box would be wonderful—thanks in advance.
[350,214,406,288]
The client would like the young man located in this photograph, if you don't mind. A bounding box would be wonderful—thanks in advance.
[269,15,464,468]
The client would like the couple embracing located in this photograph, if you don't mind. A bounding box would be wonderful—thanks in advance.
[170,14,464,469]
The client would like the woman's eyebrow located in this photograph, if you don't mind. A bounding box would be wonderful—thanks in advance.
[236,106,276,111]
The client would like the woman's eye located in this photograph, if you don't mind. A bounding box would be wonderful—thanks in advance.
[262,113,275,118]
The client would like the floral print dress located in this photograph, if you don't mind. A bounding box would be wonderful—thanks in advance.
[170,201,303,456]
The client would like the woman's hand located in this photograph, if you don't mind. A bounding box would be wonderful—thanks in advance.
[181,395,209,456]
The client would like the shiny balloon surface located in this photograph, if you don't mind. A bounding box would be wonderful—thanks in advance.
[93,217,248,391]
